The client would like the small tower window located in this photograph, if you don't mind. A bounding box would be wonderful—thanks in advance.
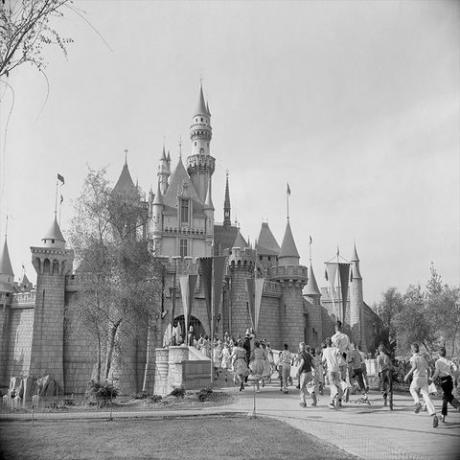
[180,198,190,224]
[200,118,203,122]
[194,142,197,146]
[180,239,188,257]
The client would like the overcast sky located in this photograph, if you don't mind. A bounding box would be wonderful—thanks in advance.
[0,0,458,305]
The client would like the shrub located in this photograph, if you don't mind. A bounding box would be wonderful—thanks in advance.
[168,387,185,398]
[198,388,213,402]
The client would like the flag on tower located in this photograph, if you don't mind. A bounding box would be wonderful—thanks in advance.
[60,194,64,204]
[57,173,65,185]
[309,235,312,244]
[287,183,291,195]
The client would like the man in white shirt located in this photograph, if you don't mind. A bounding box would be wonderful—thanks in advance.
[433,347,460,422]
[331,321,350,382]
[404,343,439,428]
[322,337,343,409]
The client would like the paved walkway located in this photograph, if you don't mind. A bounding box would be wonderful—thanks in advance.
[1,385,459,459]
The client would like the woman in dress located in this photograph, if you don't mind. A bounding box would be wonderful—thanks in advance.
[221,343,231,383]
[261,342,271,386]
[249,341,266,392]
[231,339,249,391]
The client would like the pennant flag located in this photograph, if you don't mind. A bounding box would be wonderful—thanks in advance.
[60,194,64,204]
[287,183,291,195]
[57,173,65,184]
[199,258,213,332]
[179,274,198,341]
[350,269,353,283]
[338,262,350,323]
[199,257,226,336]
[212,256,226,335]
[325,269,328,281]
[246,278,255,330]
[254,278,264,334]
[325,262,338,317]
[309,235,312,245]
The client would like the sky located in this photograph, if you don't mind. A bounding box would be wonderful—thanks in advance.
[0,0,459,305]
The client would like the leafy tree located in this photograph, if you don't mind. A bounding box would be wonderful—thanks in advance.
[375,287,403,336]
[0,0,73,78]
[68,168,162,389]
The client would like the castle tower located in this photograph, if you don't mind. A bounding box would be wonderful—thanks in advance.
[270,220,307,347]
[0,236,14,386]
[158,145,170,195]
[303,262,323,348]
[186,85,215,202]
[203,175,214,252]
[255,222,280,275]
[223,171,231,227]
[29,217,74,392]
[151,179,164,254]
[349,243,365,349]
[228,238,255,339]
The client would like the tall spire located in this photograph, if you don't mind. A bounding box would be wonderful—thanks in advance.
[0,237,14,277]
[351,242,362,279]
[304,263,321,297]
[194,84,208,116]
[223,170,231,227]
[153,178,164,206]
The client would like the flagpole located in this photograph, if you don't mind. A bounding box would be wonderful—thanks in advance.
[210,256,215,386]
[54,180,59,218]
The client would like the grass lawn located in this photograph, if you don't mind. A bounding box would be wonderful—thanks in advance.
[0,415,357,459]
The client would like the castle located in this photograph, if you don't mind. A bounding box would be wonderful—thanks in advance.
[0,86,382,395]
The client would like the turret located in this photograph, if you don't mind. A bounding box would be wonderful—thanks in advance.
[151,179,164,253]
[186,84,215,202]
[158,145,170,195]
[204,176,214,254]
[269,219,307,348]
[30,216,74,392]
[303,262,323,348]
[350,243,365,349]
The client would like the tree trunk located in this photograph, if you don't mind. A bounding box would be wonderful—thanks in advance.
[142,318,154,392]
[105,319,122,380]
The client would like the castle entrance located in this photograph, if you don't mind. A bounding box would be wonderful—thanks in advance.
[174,315,206,344]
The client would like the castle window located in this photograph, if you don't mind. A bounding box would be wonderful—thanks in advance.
[268,256,271,261]
[180,239,188,257]
[194,142,197,146]
[200,118,203,122]
[180,198,190,224]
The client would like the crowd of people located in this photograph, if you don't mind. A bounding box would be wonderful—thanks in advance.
[169,320,460,429]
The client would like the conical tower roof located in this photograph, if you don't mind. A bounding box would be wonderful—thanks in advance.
[304,263,321,297]
[206,101,211,116]
[351,243,359,262]
[194,85,208,116]
[153,179,164,206]
[279,221,300,261]
[232,231,248,249]
[256,222,280,256]
[0,238,14,276]
[163,157,201,208]
[43,217,66,244]
[113,162,137,196]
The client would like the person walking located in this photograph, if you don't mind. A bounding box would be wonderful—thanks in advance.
[297,342,317,407]
[221,343,231,383]
[279,344,292,394]
[231,339,249,391]
[348,343,369,404]
[404,343,440,428]
[322,337,343,409]
[433,347,460,423]
[377,344,392,407]
[249,341,265,392]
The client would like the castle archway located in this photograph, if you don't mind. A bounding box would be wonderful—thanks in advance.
[174,315,206,344]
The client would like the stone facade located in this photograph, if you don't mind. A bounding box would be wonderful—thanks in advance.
[0,86,384,396]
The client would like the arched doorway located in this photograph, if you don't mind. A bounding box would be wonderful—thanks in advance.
[174,315,206,344]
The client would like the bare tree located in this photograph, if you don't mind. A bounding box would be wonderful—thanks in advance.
[68,168,162,387]
[0,0,73,78]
